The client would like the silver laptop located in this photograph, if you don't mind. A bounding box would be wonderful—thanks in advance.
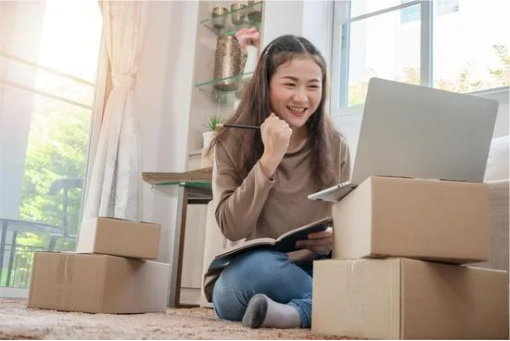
[308,77,499,202]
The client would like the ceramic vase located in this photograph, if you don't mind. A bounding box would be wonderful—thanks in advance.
[213,35,244,91]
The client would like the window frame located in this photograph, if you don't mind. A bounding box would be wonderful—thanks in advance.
[0,3,107,297]
[329,0,509,116]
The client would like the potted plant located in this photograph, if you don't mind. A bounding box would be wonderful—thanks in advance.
[203,115,222,149]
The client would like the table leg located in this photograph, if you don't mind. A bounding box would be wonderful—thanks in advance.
[0,220,7,285]
[168,185,189,308]
[6,231,17,286]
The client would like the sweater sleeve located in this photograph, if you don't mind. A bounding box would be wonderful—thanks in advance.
[339,136,352,183]
[214,141,276,241]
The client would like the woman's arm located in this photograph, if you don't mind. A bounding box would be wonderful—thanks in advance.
[214,114,292,241]
[214,141,275,241]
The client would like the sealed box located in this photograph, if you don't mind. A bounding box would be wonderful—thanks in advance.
[312,258,508,339]
[77,217,160,259]
[332,176,489,263]
[28,252,169,313]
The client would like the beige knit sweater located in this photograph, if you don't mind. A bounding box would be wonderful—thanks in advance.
[203,132,351,301]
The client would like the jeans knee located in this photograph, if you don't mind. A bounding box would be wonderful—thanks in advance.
[230,249,288,277]
[212,285,250,321]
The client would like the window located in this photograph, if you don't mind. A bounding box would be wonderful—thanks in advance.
[0,1,103,295]
[331,0,509,110]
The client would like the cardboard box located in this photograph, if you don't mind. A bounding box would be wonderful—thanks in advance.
[28,252,170,314]
[312,258,509,339]
[332,176,489,263]
[77,217,161,259]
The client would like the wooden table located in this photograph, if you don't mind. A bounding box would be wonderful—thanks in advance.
[142,167,213,308]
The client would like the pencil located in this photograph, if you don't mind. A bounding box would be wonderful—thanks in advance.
[216,123,260,130]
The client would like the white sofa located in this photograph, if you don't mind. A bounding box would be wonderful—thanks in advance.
[472,135,509,271]
[200,136,510,306]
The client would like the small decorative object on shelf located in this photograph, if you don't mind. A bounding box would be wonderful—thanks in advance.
[213,35,245,91]
[201,115,222,167]
[203,114,222,147]
[247,0,263,22]
[206,114,222,132]
[200,1,263,36]
[231,3,247,26]
[236,27,260,81]
[212,6,228,29]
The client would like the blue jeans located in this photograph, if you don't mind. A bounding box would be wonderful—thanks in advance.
[212,249,314,328]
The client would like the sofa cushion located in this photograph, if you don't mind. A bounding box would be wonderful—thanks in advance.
[484,135,509,182]
[471,179,509,271]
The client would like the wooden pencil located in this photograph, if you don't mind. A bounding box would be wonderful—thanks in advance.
[216,123,260,130]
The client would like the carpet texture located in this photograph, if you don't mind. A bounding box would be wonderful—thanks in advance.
[0,299,353,339]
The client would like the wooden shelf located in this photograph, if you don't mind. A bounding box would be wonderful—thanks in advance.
[142,167,212,185]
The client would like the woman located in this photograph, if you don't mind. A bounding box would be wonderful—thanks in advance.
[204,35,351,329]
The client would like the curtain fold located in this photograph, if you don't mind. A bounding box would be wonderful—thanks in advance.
[82,1,149,222]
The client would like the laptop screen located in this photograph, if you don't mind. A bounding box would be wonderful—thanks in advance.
[351,78,498,185]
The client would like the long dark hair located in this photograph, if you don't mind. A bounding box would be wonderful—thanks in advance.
[210,35,338,190]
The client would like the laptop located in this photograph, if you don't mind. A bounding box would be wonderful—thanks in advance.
[308,77,499,202]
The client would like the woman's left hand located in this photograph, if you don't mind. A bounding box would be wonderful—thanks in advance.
[295,227,332,255]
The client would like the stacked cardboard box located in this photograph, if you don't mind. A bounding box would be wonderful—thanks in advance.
[312,176,509,339]
[27,217,170,314]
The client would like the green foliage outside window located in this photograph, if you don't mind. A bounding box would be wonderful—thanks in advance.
[18,105,90,252]
[348,43,509,107]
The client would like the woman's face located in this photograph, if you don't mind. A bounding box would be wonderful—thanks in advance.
[268,56,323,129]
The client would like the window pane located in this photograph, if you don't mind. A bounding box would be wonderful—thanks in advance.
[2,57,96,107]
[345,5,421,106]
[433,0,509,92]
[20,95,92,237]
[0,0,102,291]
[351,0,408,18]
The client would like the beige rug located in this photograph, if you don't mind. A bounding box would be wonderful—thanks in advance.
[0,299,353,339]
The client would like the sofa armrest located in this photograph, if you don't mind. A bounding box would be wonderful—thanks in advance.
[471,180,509,272]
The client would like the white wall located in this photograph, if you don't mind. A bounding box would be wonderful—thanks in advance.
[134,0,323,266]
[262,1,304,47]
[135,1,198,264]
[262,1,332,64]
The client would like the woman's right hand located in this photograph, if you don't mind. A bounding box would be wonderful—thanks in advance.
[259,113,292,179]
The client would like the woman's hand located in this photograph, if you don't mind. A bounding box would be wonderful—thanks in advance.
[295,227,332,255]
[259,113,292,179]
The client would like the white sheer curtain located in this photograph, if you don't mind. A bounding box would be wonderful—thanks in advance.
[82,1,149,222]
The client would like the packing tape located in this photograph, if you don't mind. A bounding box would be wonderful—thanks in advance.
[346,259,364,328]
[56,254,75,309]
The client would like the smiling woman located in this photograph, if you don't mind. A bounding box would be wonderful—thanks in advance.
[268,57,323,139]
[203,35,351,330]
[0,1,103,297]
